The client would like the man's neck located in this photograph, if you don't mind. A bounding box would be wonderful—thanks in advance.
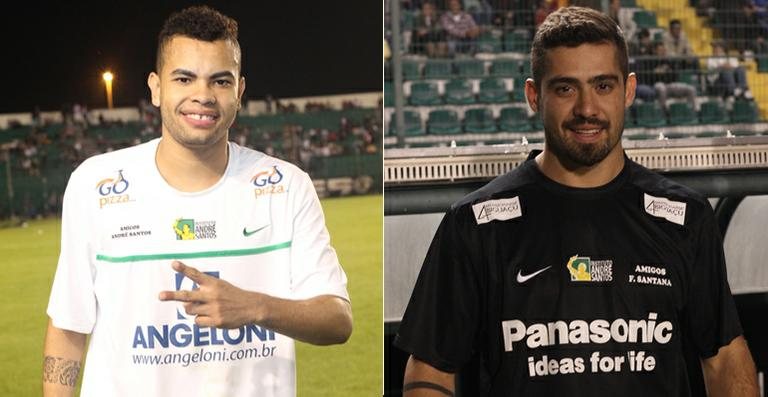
[155,134,229,193]
[535,145,625,188]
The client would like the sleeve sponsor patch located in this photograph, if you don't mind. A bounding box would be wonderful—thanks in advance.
[472,197,522,225]
[643,194,686,226]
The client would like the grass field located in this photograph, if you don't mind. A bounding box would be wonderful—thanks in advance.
[0,194,382,397]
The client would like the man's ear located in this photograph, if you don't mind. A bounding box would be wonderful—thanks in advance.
[237,76,246,110]
[148,72,161,107]
[525,78,539,113]
[624,72,637,108]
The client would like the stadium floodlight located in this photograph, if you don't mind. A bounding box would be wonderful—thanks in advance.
[102,71,114,109]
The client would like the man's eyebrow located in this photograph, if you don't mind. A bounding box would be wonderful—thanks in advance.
[546,76,579,89]
[170,69,196,77]
[588,74,620,84]
[546,74,620,88]
[209,71,236,80]
[169,69,235,80]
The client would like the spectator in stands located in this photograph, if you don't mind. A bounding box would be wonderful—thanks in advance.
[489,0,514,30]
[72,103,88,128]
[31,106,42,129]
[629,30,658,104]
[629,28,654,56]
[648,42,698,114]
[464,0,493,26]
[265,94,274,114]
[534,0,557,30]
[663,19,693,56]
[707,41,753,100]
[441,0,480,55]
[746,0,768,37]
[413,1,448,57]
[609,0,636,44]
[45,191,60,218]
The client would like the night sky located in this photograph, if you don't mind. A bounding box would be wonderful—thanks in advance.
[2,1,381,114]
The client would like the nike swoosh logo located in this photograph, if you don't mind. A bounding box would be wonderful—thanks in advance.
[516,266,552,283]
[242,225,268,237]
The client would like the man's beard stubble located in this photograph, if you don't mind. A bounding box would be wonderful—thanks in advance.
[543,115,623,168]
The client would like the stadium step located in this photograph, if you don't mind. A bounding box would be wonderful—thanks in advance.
[636,0,714,56]
[745,66,768,119]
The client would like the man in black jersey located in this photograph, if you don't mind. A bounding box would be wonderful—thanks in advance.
[395,6,758,397]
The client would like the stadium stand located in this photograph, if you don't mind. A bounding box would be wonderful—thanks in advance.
[444,79,477,105]
[385,0,768,149]
[0,104,381,219]
[427,109,462,134]
[463,107,497,133]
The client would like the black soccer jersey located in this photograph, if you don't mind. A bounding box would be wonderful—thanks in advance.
[394,151,742,396]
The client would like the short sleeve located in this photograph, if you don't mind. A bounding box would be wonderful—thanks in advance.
[46,168,97,334]
[287,171,349,301]
[394,206,481,373]
[683,208,743,358]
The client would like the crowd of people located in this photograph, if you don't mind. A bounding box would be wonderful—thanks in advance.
[386,0,758,120]
[0,101,381,220]
[697,0,768,55]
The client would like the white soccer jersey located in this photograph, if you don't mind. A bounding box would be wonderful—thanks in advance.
[47,138,349,397]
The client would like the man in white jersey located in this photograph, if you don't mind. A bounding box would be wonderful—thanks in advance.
[42,6,352,396]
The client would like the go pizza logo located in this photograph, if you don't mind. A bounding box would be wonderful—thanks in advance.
[96,169,134,208]
[251,166,286,198]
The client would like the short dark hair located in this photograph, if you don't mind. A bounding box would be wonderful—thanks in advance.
[669,19,681,28]
[530,6,628,90]
[156,5,240,72]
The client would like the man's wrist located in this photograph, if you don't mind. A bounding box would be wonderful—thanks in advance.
[247,290,271,327]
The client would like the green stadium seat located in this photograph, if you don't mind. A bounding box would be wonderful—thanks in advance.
[731,100,759,123]
[677,71,701,94]
[490,59,520,78]
[668,102,697,125]
[464,108,498,133]
[444,79,476,105]
[512,76,528,102]
[479,78,509,104]
[454,59,486,78]
[519,59,532,78]
[499,107,530,132]
[531,115,544,131]
[633,10,658,29]
[757,55,768,73]
[402,60,421,80]
[402,10,416,31]
[624,108,635,127]
[621,0,636,6]
[635,102,667,127]
[476,31,502,53]
[389,110,425,136]
[699,100,728,124]
[424,59,453,80]
[504,31,530,53]
[409,81,442,106]
[428,110,462,134]
[384,82,394,107]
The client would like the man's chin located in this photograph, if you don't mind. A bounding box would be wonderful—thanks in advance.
[169,130,226,149]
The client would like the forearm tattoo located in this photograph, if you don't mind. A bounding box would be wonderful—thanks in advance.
[43,356,80,387]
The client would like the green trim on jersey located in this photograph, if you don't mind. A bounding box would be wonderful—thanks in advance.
[95,241,292,263]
